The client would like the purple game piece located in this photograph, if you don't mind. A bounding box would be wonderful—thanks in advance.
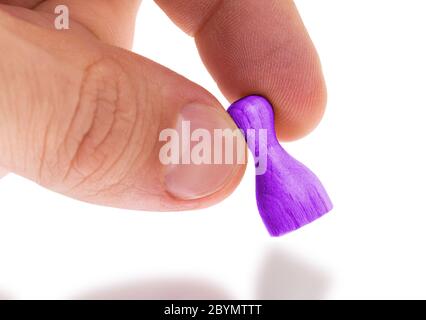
[227,95,332,236]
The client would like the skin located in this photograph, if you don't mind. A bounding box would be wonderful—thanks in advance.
[0,0,326,211]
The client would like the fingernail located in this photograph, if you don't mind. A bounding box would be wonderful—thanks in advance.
[164,103,242,200]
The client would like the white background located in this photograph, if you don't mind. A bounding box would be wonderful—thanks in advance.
[1,0,426,299]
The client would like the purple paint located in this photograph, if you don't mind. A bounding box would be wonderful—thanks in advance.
[227,95,332,236]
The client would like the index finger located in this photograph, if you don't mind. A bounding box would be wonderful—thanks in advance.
[156,0,326,141]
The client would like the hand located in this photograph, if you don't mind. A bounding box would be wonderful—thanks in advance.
[0,0,326,211]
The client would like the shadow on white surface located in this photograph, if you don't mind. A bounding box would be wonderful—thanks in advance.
[0,292,12,300]
[256,247,331,300]
[74,247,330,300]
[77,279,232,300]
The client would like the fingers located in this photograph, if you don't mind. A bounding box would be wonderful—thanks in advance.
[0,0,40,6]
[1,0,141,48]
[0,10,245,211]
[156,0,327,141]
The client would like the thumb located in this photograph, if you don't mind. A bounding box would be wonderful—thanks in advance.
[0,11,245,211]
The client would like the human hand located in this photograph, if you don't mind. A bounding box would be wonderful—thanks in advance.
[0,0,326,211]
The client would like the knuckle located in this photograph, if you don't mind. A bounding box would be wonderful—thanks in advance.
[58,57,141,192]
